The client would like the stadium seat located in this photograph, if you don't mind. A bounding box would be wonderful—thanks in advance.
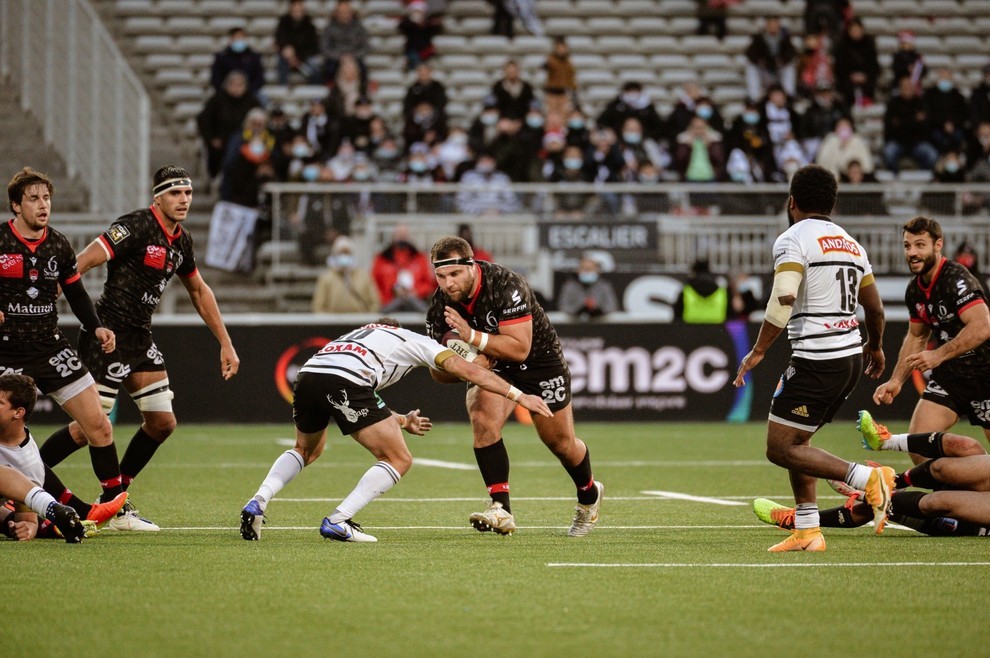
[124,17,164,35]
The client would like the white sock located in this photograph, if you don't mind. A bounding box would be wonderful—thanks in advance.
[329,462,401,523]
[884,433,909,452]
[794,502,820,530]
[846,462,873,491]
[254,450,305,511]
[25,487,58,519]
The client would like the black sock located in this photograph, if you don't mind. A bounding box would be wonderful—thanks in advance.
[88,444,123,502]
[119,428,164,490]
[564,446,597,505]
[902,460,944,490]
[906,432,946,458]
[43,465,92,518]
[39,426,83,467]
[820,505,859,528]
[891,490,927,518]
[474,439,511,513]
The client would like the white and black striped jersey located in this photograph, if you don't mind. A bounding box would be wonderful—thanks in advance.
[773,216,874,360]
[0,428,44,487]
[298,323,455,390]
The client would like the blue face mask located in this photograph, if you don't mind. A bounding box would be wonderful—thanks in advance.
[248,140,266,157]
[944,161,959,173]
[623,132,642,145]
[352,168,371,181]
[302,165,320,181]
[937,79,953,92]
[292,144,311,159]
[375,147,398,160]
[480,113,498,126]
[526,115,545,128]
[568,119,585,130]
[409,160,428,173]
[696,105,713,120]
[231,40,248,53]
[564,158,583,170]
[578,272,599,285]
[743,111,760,125]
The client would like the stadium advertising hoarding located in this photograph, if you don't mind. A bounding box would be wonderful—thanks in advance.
[30,321,919,425]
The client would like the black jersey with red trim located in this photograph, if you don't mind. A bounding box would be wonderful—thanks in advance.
[906,258,990,378]
[426,260,565,369]
[0,220,81,341]
[94,206,197,331]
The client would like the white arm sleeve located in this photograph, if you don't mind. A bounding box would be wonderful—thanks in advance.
[764,269,803,328]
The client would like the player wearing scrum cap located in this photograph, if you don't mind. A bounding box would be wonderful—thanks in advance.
[39,165,240,532]
[426,237,604,537]
[1,167,129,524]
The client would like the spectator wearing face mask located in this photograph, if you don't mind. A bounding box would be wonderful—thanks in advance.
[883,76,939,173]
[404,100,448,151]
[597,81,665,142]
[404,63,448,123]
[725,101,775,182]
[565,109,591,150]
[557,255,619,320]
[617,117,666,180]
[341,97,378,154]
[220,109,276,209]
[456,153,521,215]
[468,95,501,155]
[312,236,381,314]
[800,84,847,160]
[197,71,262,181]
[211,27,265,95]
[491,59,535,120]
[397,1,443,71]
[815,116,873,178]
[545,144,594,218]
[924,69,970,155]
[299,98,338,160]
[674,116,726,183]
[921,149,967,215]
[371,225,437,308]
[435,129,471,181]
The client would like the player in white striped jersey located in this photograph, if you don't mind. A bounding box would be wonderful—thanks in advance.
[239,318,553,543]
[733,165,892,552]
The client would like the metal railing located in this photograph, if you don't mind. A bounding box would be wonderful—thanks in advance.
[0,0,150,214]
[263,181,990,276]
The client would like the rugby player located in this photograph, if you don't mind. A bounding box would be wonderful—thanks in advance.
[426,236,604,537]
[0,374,86,542]
[733,164,892,552]
[239,318,553,543]
[754,413,990,537]
[2,167,128,517]
[38,165,240,531]
[871,216,990,462]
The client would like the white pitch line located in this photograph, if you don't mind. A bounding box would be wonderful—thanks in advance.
[413,458,476,471]
[160,524,783,531]
[272,494,850,503]
[642,491,746,506]
[547,562,990,569]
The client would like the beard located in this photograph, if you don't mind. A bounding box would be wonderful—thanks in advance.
[786,204,795,226]
[909,252,939,276]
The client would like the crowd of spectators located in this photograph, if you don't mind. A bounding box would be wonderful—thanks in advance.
[193,0,990,250]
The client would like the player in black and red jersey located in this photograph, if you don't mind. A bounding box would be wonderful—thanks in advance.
[38,166,240,531]
[425,236,603,537]
[872,216,990,461]
[2,167,130,523]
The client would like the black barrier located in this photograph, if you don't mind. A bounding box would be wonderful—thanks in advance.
[29,321,921,425]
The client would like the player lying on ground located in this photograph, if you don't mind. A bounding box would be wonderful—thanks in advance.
[240,318,553,543]
[754,410,990,535]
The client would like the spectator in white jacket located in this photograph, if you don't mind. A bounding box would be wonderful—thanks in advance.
[815,116,874,178]
[455,153,522,215]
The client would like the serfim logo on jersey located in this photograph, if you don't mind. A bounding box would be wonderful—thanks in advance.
[817,236,861,256]
[274,337,332,403]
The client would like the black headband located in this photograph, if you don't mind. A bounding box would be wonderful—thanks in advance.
[153,177,193,197]
[432,257,475,268]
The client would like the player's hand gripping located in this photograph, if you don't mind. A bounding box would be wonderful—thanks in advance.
[95,327,116,354]
[443,306,471,338]
[905,349,942,373]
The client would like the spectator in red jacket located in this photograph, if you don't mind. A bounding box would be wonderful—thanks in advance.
[371,224,437,306]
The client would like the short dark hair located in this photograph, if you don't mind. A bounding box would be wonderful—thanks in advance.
[903,215,943,243]
[430,236,473,262]
[373,317,401,328]
[789,164,838,215]
[7,167,54,215]
[0,374,37,421]
[153,165,191,188]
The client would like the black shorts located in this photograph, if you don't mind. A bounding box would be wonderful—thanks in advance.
[79,325,166,389]
[922,374,990,429]
[0,334,91,395]
[769,354,862,432]
[292,371,392,435]
[494,355,572,412]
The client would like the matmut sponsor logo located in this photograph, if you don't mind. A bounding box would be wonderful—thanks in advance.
[817,235,861,256]
[7,301,54,314]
